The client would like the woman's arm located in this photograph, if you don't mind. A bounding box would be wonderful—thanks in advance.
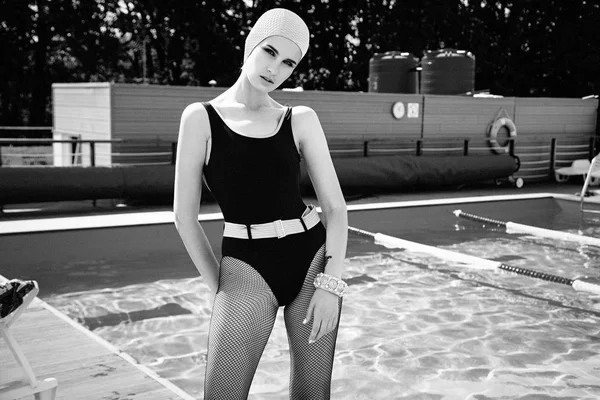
[293,106,347,344]
[293,106,348,279]
[173,102,220,293]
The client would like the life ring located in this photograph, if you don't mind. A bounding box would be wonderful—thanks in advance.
[488,117,517,154]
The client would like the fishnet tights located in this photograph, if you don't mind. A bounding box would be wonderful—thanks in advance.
[204,244,342,399]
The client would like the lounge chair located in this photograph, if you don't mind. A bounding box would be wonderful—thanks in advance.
[0,278,58,400]
[555,158,591,182]
[580,155,600,215]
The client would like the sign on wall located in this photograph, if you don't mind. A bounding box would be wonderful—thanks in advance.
[392,101,420,119]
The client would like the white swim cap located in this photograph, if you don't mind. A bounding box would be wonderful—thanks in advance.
[244,8,310,63]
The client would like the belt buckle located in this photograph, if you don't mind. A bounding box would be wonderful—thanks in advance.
[274,219,286,239]
[302,204,314,217]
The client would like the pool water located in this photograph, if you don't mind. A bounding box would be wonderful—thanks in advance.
[45,200,600,399]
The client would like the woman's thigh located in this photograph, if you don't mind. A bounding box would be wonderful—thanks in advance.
[204,256,279,399]
[283,244,343,399]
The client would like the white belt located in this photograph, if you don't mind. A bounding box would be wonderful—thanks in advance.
[223,205,320,239]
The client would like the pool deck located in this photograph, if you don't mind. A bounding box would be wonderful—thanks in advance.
[1,180,598,400]
[0,292,196,400]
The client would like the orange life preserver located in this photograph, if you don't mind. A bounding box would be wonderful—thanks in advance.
[488,117,517,154]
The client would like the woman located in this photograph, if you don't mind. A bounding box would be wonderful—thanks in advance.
[173,8,348,399]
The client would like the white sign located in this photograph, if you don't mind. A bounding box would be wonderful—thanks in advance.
[408,103,419,118]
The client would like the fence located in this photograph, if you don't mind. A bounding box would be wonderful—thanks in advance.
[1,136,598,182]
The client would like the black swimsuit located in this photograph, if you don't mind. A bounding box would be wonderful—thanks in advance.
[202,102,327,306]
[201,102,340,399]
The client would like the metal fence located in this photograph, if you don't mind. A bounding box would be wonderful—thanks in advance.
[1,136,598,183]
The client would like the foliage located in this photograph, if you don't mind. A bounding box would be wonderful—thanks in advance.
[1,0,599,128]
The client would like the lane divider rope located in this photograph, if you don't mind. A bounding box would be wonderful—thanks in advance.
[453,209,600,247]
[348,226,600,295]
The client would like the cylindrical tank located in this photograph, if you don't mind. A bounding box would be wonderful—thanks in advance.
[420,49,475,95]
[369,51,419,94]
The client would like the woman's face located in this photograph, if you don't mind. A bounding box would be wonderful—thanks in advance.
[243,35,302,92]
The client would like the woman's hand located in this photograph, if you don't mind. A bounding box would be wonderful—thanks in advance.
[303,288,340,344]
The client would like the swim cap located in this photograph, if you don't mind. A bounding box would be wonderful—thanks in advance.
[244,8,310,63]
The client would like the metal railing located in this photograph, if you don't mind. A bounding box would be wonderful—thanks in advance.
[0,138,124,167]
[1,136,599,182]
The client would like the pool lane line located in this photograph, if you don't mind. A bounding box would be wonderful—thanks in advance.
[401,258,600,319]
[348,226,600,295]
[453,209,600,247]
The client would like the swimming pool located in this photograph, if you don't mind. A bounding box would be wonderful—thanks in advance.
[2,194,600,399]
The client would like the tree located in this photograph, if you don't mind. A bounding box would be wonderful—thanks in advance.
[1,0,598,130]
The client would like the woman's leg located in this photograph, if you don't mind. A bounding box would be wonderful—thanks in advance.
[204,256,279,400]
[283,245,343,400]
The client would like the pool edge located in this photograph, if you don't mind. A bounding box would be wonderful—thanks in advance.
[0,192,591,235]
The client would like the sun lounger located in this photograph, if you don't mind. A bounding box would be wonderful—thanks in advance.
[0,278,58,400]
[555,158,591,182]
[580,155,600,215]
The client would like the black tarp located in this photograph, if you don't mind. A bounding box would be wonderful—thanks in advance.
[0,155,519,205]
[300,155,520,194]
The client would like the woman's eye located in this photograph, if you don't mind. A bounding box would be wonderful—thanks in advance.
[264,48,275,55]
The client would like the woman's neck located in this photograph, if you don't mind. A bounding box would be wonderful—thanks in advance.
[221,74,273,111]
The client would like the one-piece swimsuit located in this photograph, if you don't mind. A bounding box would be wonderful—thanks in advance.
[202,102,326,306]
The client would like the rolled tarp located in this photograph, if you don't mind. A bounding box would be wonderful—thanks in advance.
[300,155,519,194]
[0,155,519,205]
[0,166,180,205]
[0,166,124,204]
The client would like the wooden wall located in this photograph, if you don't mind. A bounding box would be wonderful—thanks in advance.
[271,90,423,158]
[52,83,598,182]
[419,95,515,158]
[111,84,211,141]
[109,84,423,139]
[108,84,426,164]
[515,97,598,136]
[514,97,598,179]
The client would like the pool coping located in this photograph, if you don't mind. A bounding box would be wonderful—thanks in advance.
[0,192,588,235]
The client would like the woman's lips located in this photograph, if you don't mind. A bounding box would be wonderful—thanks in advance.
[261,76,274,84]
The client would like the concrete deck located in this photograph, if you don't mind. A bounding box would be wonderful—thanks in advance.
[0,296,195,400]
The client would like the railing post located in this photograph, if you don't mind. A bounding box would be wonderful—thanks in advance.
[463,139,469,156]
[90,141,96,167]
[416,140,422,156]
[0,145,3,167]
[363,141,369,157]
[70,137,77,165]
[589,137,595,160]
[171,142,177,165]
[509,138,515,157]
[549,138,557,179]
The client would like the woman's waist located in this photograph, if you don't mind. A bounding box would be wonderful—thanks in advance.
[221,219,325,249]
[221,200,309,225]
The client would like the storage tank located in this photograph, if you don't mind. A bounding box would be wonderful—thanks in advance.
[369,51,419,94]
[420,49,475,95]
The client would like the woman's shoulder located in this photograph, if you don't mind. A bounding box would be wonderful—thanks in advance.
[291,105,321,130]
[180,102,211,140]
[182,101,209,119]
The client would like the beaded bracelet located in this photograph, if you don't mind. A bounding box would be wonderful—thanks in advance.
[313,272,347,297]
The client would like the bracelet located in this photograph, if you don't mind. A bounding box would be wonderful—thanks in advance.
[313,273,347,297]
